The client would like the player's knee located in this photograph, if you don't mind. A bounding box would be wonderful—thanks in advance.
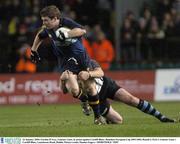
[115,116,123,124]
[107,106,123,124]
[60,71,69,80]
[106,116,123,124]
[111,116,123,124]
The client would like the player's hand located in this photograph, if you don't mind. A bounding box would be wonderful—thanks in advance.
[30,50,41,63]
[78,71,90,81]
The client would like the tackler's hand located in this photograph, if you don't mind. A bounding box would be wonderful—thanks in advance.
[30,50,41,63]
[78,71,91,81]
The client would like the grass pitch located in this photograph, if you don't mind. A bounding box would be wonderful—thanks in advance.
[0,102,180,137]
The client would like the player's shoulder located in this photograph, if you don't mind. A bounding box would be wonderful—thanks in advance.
[61,17,73,26]
[61,17,83,29]
[61,17,74,22]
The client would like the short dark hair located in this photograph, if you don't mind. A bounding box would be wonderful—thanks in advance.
[40,5,61,19]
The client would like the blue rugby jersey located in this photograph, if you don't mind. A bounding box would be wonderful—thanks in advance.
[38,17,91,73]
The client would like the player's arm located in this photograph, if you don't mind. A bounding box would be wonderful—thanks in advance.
[78,67,104,81]
[31,27,48,63]
[31,33,43,51]
[78,60,104,81]
[68,28,86,38]
[62,17,86,38]
[88,67,104,78]
[32,26,49,51]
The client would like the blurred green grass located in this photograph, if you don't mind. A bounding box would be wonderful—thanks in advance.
[0,102,180,137]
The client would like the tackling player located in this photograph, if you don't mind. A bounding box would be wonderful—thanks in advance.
[75,60,177,124]
[31,5,103,124]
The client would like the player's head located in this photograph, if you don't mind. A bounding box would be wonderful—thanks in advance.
[40,5,61,29]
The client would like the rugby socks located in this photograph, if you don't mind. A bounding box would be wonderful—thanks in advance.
[79,94,88,102]
[79,94,92,116]
[88,94,101,118]
[137,99,175,123]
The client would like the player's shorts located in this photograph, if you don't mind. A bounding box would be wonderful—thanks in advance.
[96,76,121,117]
[98,76,121,101]
[58,52,90,74]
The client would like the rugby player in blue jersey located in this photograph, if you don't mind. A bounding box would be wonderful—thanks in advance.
[30,5,105,124]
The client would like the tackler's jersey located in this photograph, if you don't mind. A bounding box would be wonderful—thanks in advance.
[38,17,91,74]
[89,59,121,101]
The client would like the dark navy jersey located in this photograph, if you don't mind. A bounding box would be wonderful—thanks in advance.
[38,17,91,74]
[89,59,101,70]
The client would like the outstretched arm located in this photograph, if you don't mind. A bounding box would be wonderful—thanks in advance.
[31,27,47,63]
[31,32,43,51]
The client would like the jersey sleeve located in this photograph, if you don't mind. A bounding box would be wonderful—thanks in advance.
[61,17,83,29]
[90,60,101,69]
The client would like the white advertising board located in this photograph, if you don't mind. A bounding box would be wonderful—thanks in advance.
[155,69,180,101]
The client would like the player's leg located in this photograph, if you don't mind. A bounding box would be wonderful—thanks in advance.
[84,79,106,124]
[80,99,92,116]
[105,106,123,124]
[60,70,82,98]
[99,100,123,124]
[114,88,175,123]
[60,75,92,116]
[78,93,92,116]
[59,71,69,94]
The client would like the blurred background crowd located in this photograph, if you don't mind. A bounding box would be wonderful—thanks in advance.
[0,0,180,73]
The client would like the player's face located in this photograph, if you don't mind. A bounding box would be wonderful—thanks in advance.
[41,16,56,29]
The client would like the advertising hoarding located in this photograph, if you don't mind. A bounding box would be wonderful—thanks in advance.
[0,71,155,104]
[0,73,77,104]
[106,71,154,100]
[155,69,180,101]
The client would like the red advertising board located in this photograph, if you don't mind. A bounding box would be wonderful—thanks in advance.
[0,73,78,105]
[0,71,155,105]
[105,71,155,100]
